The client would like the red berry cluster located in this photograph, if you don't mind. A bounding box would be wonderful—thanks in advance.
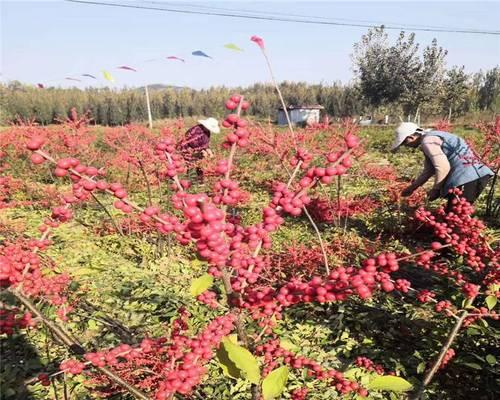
[154,314,236,399]
[155,136,186,178]
[0,245,41,287]
[439,348,455,369]
[415,252,468,287]
[60,359,85,375]
[53,158,102,179]
[355,356,386,375]
[463,307,499,327]
[196,290,219,309]
[0,308,35,335]
[416,290,436,303]
[139,206,161,223]
[214,159,229,175]
[37,373,50,386]
[416,195,494,272]
[290,148,313,169]
[272,182,311,216]
[307,196,380,222]
[462,282,480,299]
[224,94,250,113]
[50,205,73,223]
[240,253,401,327]
[212,178,246,206]
[84,343,145,368]
[435,300,453,315]
[255,338,366,396]
[1,241,73,320]
[26,137,45,151]
[394,279,411,293]
[222,95,250,148]
[291,388,309,400]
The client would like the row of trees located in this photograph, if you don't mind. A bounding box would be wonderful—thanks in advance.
[0,82,364,126]
[1,28,498,126]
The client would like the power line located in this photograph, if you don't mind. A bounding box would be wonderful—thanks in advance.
[148,0,488,32]
[65,0,500,36]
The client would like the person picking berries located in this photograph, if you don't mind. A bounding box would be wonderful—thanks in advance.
[179,117,220,159]
[178,117,220,178]
[391,122,493,208]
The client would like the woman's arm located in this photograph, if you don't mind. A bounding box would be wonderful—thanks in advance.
[421,136,451,190]
[402,157,434,196]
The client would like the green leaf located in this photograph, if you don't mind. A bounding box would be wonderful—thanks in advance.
[368,376,413,392]
[417,362,426,374]
[216,344,241,380]
[486,355,497,365]
[87,319,100,330]
[485,295,497,310]
[262,366,289,400]
[466,327,481,336]
[222,338,260,384]
[462,297,474,309]
[280,339,299,352]
[189,273,214,296]
[343,368,363,379]
[463,362,482,370]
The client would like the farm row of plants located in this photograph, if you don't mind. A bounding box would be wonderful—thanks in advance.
[1,35,499,400]
[1,99,499,399]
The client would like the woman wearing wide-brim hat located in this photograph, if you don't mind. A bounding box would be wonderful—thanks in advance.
[178,117,220,177]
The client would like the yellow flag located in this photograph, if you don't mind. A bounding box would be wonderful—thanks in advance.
[224,43,243,52]
[102,70,115,83]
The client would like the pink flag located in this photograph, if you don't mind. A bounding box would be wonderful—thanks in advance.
[250,35,265,50]
[37,83,44,89]
[167,56,185,63]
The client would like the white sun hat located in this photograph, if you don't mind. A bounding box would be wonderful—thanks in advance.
[391,122,423,152]
[198,117,220,134]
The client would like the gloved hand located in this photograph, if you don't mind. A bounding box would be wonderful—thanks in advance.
[401,186,414,197]
[427,188,441,201]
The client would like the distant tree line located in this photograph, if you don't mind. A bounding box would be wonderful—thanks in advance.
[1,28,498,126]
[0,82,364,126]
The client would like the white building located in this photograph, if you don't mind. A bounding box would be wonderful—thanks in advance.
[277,105,324,126]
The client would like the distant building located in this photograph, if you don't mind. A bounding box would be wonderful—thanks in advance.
[277,105,324,126]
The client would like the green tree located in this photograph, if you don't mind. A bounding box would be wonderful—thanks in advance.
[478,67,500,111]
[352,27,447,119]
[441,66,470,119]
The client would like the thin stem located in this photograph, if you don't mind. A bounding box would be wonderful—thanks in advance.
[10,290,150,400]
[302,206,330,275]
[138,160,153,206]
[261,48,296,147]
[91,193,124,236]
[63,375,69,400]
[411,310,469,400]
[286,161,302,188]
[336,175,341,226]
[221,96,245,215]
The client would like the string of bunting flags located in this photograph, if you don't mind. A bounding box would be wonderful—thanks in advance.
[33,43,245,88]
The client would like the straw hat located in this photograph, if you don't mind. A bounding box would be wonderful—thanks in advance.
[198,117,220,134]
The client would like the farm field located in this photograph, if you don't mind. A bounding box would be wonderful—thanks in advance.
[0,106,499,400]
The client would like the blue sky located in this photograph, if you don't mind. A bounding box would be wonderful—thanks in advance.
[1,0,499,89]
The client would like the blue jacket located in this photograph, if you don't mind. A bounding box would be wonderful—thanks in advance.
[424,131,493,195]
